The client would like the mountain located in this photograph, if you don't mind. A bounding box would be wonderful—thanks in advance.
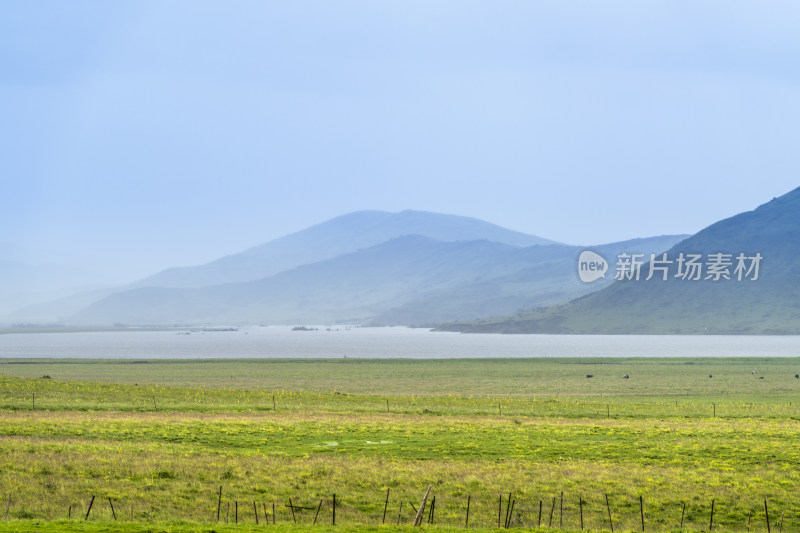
[132,210,559,289]
[6,287,120,324]
[439,187,800,334]
[5,209,556,323]
[0,259,109,319]
[73,233,687,326]
[370,235,687,326]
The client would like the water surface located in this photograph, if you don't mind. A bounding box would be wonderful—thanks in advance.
[0,326,799,359]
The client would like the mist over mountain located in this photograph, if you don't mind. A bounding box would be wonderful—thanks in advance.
[0,258,112,319]
[370,235,686,326]
[440,187,800,334]
[6,210,555,323]
[9,208,688,327]
[73,232,685,326]
[133,210,558,289]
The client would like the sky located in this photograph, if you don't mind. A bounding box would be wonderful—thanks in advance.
[3,1,800,283]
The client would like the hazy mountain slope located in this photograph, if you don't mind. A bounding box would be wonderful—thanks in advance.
[0,259,110,319]
[4,287,119,323]
[371,235,688,325]
[133,210,558,289]
[75,234,687,326]
[440,187,800,334]
[9,209,557,322]
[76,236,526,324]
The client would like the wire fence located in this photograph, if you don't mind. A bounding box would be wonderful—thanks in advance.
[4,488,795,532]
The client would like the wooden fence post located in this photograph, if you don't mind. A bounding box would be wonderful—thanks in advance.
[505,493,512,529]
[413,485,431,526]
[507,500,515,528]
[314,499,323,524]
[605,494,614,533]
[84,495,95,521]
[383,488,390,524]
[498,494,502,528]
[217,486,222,521]
[709,499,715,531]
[640,495,644,531]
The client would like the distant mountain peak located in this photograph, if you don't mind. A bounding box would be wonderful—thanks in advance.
[74,230,686,327]
[129,209,558,289]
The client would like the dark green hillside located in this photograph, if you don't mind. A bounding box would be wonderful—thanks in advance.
[441,187,800,334]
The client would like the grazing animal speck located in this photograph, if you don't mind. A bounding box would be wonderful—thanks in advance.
[586,375,594,378]
[759,376,765,380]
[709,374,713,378]
[622,374,629,379]
[795,374,799,379]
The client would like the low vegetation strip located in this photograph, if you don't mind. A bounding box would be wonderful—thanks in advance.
[1,358,800,531]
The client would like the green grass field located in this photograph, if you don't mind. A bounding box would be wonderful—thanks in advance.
[1,357,800,532]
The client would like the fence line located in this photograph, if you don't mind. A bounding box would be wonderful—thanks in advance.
[1,488,793,532]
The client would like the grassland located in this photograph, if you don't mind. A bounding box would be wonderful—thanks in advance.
[1,357,800,532]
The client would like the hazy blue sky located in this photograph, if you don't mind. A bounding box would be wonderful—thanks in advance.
[4,1,800,281]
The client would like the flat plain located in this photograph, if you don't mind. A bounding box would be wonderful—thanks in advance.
[1,357,799,532]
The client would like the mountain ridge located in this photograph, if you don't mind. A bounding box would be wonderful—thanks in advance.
[73,233,687,326]
[7,209,557,323]
[132,209,559,289]
[438,186,800,334]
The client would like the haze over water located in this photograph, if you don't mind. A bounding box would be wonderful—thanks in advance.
[1,327,799,359]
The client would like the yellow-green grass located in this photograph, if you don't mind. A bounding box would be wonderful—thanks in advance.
[2,357,800,397]
[0,524,605,533]
[1,358,799,531]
